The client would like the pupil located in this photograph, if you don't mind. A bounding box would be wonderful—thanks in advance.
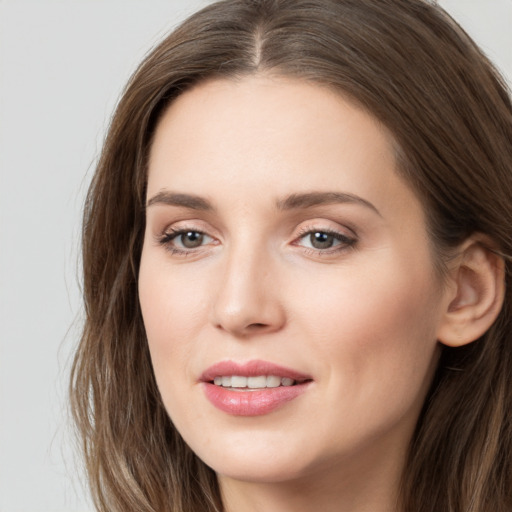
[311,232,333,249]
[181,231,203,248]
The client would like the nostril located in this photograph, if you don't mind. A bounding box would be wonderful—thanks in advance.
[248,323,268,329]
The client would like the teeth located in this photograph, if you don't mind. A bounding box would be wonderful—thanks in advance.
[248,376,267,388]
[231,376,247,388]
[212,375,296,389]
[266,375,281,388]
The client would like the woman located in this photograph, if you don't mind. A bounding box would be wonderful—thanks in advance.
[70,1,512,511]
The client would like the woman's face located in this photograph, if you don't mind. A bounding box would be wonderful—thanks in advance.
[139,76,450,485]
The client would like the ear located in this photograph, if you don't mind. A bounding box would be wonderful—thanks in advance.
[437,236,505,347]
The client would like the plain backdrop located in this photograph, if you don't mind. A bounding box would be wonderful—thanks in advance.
[0,1,511,511]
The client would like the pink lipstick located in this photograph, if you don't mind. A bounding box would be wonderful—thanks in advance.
[200,360,312,416]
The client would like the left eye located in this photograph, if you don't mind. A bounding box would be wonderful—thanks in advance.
[166,230,214,249]
[297,230,354,250]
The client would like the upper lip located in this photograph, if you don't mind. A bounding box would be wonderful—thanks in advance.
[200,359,312,382]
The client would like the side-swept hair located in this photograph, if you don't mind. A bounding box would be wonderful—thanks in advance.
[71,1,512,510]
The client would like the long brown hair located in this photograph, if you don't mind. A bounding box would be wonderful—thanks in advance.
[70,1,512,510]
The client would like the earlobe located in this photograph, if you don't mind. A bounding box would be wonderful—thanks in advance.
[437,237,505,347]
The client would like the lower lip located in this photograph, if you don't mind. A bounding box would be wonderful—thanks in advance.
[203,382,310,416]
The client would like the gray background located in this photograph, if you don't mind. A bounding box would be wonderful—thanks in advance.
[0,1,511,511]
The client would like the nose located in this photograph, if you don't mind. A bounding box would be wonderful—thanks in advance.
[210,243,286,337]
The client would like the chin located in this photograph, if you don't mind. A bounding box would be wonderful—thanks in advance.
[182,426,322,484]
[208,455,313,484]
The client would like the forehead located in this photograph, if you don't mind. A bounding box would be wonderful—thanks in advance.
[147,75,421,223]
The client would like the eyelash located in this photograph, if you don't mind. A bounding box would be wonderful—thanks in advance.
[157,228,214,256]
[157,225,357,257]
[292,226,357,256]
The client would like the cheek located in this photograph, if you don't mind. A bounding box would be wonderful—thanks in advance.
[139,258,211,432]
[291,253,442,394]
[138,253,206,384]
[282,259,442,460]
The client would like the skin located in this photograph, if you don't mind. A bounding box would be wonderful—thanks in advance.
[138,75,455,512]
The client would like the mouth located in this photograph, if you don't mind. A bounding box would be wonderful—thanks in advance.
[200,360,313,416]
[212,375,300,390]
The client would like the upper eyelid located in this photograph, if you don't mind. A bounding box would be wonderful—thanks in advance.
[295,228,355,241]
[154,218,358,241]
[156,219,219,237]
[293,220,357,238]
[158,227,215,242]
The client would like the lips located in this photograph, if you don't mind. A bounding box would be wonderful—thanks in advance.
[200,360,312,416]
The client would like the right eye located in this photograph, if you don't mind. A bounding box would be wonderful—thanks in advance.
[159,229,215,253]
[174,230,209,249]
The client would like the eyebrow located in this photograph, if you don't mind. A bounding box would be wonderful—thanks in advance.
[276,191,381,216]
[146,191,213,210]
[146,190,381,216]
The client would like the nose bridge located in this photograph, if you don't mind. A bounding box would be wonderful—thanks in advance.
[211,233,284,336]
